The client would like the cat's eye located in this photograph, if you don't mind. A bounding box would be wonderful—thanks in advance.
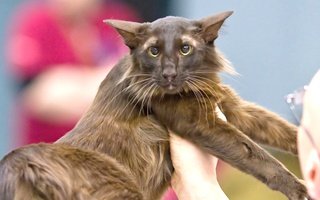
[180,44,193,56]
[148,46,160,57]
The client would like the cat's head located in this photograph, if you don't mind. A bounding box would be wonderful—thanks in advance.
[104,11,234,96]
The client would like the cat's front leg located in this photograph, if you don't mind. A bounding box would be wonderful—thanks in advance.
[173,118,307,200]
[219,84,298,154]
[152,96,307,199]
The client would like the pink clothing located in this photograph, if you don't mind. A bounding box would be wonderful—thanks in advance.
[8,2,138,144]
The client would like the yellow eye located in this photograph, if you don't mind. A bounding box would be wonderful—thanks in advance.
[148,46,160,57]
[180,44,193,56]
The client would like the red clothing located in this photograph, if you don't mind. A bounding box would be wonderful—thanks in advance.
[8,2,138,144]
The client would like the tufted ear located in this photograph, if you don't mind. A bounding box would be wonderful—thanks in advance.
[198,11,233,44]
[104,19,145,49]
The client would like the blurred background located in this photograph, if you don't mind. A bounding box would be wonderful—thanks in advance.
[0,0,319,199]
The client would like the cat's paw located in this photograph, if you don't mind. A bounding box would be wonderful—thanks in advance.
[283,178,308,200]
[287,179,312,200]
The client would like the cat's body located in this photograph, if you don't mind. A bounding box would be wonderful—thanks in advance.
[57,57,173,199]
[0,12,308,200]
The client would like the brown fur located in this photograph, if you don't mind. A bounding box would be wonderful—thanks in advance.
[0,11,308,200]
[0,143,143,200]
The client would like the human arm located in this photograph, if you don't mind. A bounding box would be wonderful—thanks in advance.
[20,65,112,124]
[169,107,228,200]
[170,134,228,200]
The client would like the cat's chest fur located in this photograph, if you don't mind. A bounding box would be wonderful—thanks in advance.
[60,116,172,199]
[103,116,172,199]
[58,71,174,199]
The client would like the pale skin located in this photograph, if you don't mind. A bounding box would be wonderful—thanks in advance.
[298,70,320,200]
[22,66,111,124]
[170,107,229,200]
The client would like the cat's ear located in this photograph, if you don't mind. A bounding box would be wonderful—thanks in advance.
[198,11,233,43]
[104,19,145,49]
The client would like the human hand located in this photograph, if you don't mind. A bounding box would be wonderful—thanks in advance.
[298,70,320,200]
[170,106,228,200]
[22,65,109,123]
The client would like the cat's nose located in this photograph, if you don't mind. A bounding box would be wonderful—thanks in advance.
[162,68,177,82]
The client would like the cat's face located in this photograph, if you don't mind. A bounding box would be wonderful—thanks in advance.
[105,11,233,95]
[132,17,208,94]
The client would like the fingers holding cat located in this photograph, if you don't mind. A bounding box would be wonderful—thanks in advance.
[170,132,229,200]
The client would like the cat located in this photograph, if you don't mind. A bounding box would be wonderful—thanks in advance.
[0,11,308,200]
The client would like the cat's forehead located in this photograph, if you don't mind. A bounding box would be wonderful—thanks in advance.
[149,16,195,33]
[151,16,192,26]
[142,34,199,50]
[142,16,199,47]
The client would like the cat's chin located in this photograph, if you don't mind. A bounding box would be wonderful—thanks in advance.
[161,84,182,95]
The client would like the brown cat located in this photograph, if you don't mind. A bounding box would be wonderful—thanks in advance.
[0,11,308,200]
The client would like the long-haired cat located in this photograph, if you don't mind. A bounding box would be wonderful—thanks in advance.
[0,11,308,200]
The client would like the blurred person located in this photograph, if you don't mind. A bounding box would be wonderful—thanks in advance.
[7,0,139,145]
[288,70,320,199]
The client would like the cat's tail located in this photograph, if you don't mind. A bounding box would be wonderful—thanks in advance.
[0,144,72,200]
[0,143,144,200]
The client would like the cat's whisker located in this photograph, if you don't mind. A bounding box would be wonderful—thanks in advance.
[188,75,219,98]
[188,75,219,92]
[98,78,152,118]
[188,73,218,85]
[127,78,153,92]
[185,81,201,123]
[115,80,152,119]
[139,81,155,115]
[146,83,158,118]
[123,93,141,120]
[189,71,225,88]
[187,79,210,125]
[145,86,153,119]
[190,70,220,75]
[99,88,131,119]
[138,84,151,117]
[147,82,158,113]
[125,73,153,79]
[187,79,207,101]
[189,76,217,94]
[125,80,154,119]
[185,80,206,124]
[140,81,156,117]
[190,77,216,125]
[189,78,217,125]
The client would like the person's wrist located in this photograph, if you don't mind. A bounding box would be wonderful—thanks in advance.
[172,173,227,200]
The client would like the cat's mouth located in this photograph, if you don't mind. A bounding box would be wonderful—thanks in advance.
[166,84,176,90]
[161,82,181,94]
